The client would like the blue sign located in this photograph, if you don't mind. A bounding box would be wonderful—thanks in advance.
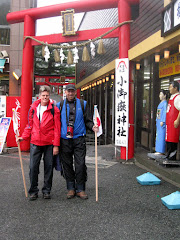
[0,59,6,73]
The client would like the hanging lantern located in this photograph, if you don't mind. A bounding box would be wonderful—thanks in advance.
[155,53,160,63]
[54,49,60,62]
[82,46,90,62]
[164,49,170,59]
[97,39,106,55]
[136,63,141,70]
[67,50,74,65]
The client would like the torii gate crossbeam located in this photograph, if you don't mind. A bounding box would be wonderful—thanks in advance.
[7,0,139,159]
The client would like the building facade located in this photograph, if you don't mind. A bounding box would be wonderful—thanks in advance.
[5,0,180,158]
[0,0,10,95]
[77,0,180,159]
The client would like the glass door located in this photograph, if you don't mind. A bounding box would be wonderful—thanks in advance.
[136,61,152,149]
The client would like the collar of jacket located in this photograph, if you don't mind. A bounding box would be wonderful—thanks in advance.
[31,98,54,110]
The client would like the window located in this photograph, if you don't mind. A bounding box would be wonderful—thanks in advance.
[142,65,151,129]
[0,0,10,45]
[0,28,10,45]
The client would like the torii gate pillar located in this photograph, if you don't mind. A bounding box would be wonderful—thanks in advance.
[21,15,35,150]
[118,0,134,159]
[7,0,138,154]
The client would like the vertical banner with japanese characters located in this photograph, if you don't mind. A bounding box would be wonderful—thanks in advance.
[115,58,129,149]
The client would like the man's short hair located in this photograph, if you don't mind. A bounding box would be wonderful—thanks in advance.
[39,85,51,94]
[170,81,179,91]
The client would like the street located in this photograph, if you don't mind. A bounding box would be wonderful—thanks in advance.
[0,146,180,240]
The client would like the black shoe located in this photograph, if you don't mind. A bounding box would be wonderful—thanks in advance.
[43,193,51,199]
[29,194,38,201]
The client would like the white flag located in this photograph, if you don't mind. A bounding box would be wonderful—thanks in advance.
[12,108,19,136]
[93,106,103,137]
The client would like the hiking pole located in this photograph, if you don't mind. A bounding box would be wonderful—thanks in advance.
[13,109,28,198]
[16,135,28,198]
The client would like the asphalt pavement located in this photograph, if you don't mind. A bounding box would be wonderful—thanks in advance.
[0,145,180,240]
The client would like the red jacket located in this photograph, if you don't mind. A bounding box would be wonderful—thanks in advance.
[166,94,180,143]
[22,99,60,146]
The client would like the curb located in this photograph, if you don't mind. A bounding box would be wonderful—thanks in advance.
[135,153,180,188]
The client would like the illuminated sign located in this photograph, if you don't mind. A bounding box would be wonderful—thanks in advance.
[159,52,180,78]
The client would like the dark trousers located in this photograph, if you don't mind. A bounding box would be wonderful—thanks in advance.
[29,144,54,195]
[60,136,87,192]
[166,142,178,160]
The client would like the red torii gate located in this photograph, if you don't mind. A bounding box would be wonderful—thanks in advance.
[7,0,139,158]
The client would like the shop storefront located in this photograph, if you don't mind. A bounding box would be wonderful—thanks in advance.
[134,51,180,152]
[81,73,115,144]
[129,0,180,159]
[79,0,180,160]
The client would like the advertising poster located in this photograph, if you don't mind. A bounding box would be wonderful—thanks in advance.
[0,117,11,153]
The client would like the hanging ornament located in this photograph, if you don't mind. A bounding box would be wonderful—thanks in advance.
[97,39,106,55]
[67,50,74,65]
[82,46,90,62]
[90,41,96,58]
[44,45,50,62]
[74,47,79,63]
[54,49,60,62]
[42,45,46,57]
[60,48,65,64]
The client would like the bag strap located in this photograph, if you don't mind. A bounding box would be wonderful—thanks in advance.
[51,103,54,117]
[57,99,85,116]
[60,100,64,111]
[80,99,85,117]
[31,103,54,118]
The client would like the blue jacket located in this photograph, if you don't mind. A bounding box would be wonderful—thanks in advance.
[58,98,87,139]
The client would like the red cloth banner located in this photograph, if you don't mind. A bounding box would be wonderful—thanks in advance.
[6,96,21,147]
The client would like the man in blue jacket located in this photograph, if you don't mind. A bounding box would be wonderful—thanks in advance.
[58,84,98,200]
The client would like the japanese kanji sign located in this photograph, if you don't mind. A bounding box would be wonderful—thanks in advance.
[61,9,76,36]
[115,59,129,147]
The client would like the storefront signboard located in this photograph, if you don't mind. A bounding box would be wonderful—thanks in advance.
[174,0,180,27]
[115,58,129,147]
[159,52,180,78]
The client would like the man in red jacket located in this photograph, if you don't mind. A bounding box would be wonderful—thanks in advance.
[17,86,60,200]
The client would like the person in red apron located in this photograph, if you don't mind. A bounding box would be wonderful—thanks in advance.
[166,81,180,160]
